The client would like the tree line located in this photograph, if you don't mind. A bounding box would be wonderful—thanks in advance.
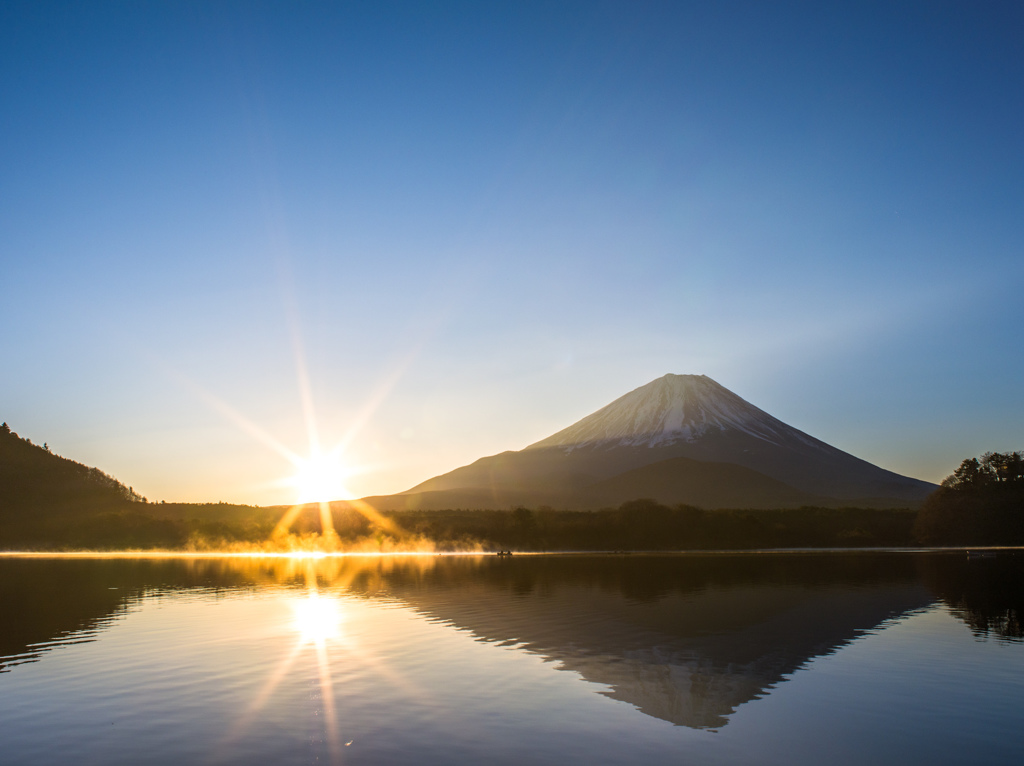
[914,451,1024,545]
[1,421,1020,550]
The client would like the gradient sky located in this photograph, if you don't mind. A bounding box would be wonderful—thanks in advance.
[2,1,1022,505]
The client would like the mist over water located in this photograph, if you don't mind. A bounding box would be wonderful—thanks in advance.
[1,552,1022,765]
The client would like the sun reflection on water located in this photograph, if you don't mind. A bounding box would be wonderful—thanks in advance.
[206,555,439,763]
[293,593,342,643]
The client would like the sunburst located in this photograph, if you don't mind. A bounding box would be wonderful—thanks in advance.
[288,447,353,505]
[163,292,421,548]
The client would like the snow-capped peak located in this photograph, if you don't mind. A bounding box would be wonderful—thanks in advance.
[528,374,795,452]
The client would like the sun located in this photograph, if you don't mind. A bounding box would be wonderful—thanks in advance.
[291,449,352,504]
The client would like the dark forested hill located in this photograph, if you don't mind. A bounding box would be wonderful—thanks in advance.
[0,423,157,546]
[0,423,279,549]
[0,423,142,515]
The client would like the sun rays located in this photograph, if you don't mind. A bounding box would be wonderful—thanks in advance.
[143,234,453,557]
[158,304,421,550]
[217,557,431,764]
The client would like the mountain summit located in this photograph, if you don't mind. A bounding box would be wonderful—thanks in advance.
[365,374,936,511]
[529,374,802,452]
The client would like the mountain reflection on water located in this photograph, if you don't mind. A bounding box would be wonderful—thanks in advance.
[1,552,1021,730]
[353,554,934,729]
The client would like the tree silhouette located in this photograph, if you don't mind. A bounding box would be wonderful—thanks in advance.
[916,451,1024,545]
[941,452,1024,490]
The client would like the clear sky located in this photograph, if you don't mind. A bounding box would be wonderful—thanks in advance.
[2,0,1022,505]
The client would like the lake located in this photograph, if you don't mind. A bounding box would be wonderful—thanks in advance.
[1,551,1022,765]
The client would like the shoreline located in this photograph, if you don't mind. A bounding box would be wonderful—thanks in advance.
[1,546,1021,559]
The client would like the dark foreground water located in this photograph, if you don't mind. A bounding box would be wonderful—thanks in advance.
[1,551,1022,765]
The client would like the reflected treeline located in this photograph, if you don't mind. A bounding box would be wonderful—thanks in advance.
[0,556,318,672]
[2,553,1022,728]
[0,557,262,672]
[0,554,436,673]
[920,552,1024,642]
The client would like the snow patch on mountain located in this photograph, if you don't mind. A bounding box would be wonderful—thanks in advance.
[529,374,819,453]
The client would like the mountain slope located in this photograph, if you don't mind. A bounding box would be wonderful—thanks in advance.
[385,374,935,510]
[585,456,831,509]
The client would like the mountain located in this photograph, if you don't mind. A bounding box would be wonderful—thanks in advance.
[365,374,935,510]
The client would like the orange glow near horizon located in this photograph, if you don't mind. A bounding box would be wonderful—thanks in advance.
[160,298,422,548]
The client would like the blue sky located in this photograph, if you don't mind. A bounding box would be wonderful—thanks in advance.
[2,1,1022,504]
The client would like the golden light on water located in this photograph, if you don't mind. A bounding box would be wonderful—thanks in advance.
[225,559,430,762]
[293,593,342,643]
[226,564,349,759]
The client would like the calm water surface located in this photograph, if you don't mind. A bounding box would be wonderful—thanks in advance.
[1,551,1022,765]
